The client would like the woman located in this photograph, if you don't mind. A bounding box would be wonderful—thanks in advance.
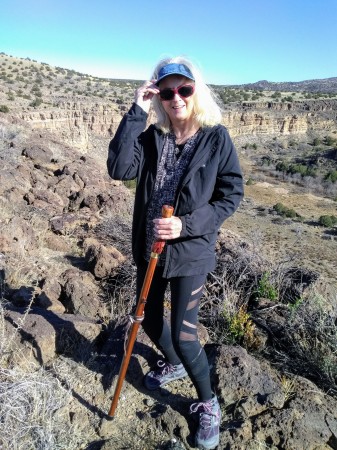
[107,56,243,450]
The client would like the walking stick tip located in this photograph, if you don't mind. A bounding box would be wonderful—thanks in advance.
[99,416,115,438]
[105,414,115,421]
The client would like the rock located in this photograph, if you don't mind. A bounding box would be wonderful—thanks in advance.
[53,175,81,202]
[210,345,284,409]
[25,187,65,213]
[4,306,102,365]
[144,398,154,407]
[11,286,35,307]
[251,377,337,449]
[1,216,38,253]
[35,277,65,313]
[83,237,126,279]
[154,405,190,449]
[49,210,93,234]
[22,143,53,164]
[0,234,12,253]
[43,231,70,252]
[208,346,337,450]
[60,268,102,318]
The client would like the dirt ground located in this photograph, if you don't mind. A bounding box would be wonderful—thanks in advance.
[225,173,337,285]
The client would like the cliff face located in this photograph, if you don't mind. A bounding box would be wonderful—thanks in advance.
[222,99,337,137]
[17,102,125,149]
[15,99,337,146]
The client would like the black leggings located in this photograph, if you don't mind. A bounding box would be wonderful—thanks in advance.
[137,263,212,401]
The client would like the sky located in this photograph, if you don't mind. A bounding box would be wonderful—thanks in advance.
[0,0,336,85]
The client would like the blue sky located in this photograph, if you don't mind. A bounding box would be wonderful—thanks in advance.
[1,0,336,85]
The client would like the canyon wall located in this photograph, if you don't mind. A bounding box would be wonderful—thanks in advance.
[15,99,337,148]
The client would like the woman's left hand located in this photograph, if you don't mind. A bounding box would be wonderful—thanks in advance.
[153,216,182,240]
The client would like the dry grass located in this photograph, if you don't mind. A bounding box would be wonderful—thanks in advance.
[0,299,100,450]
[197,230,337,395]
[0,366,69,449]
[275,290,337,394]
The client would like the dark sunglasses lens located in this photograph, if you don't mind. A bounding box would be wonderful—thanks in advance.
[159,89,174,100]
[178,86,194,97]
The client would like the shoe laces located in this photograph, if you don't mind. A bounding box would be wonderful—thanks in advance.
[153,360,175,378]
[190,399,219,429]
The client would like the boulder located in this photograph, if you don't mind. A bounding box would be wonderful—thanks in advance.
[35,277,65,313]
[49,211,91,234]
[4,306,102,366]
[83,237,126,279]
[210,345,284,409]
[207,345,337,450]
[22,144,53,164]
[60,268,102,319]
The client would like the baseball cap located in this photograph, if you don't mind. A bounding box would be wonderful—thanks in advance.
[156,63,195,85]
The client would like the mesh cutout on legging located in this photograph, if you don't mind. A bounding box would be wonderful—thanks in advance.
[186,298,199,311]
[179,284,203,342]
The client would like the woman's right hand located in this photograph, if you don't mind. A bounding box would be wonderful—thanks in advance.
[134,80,160,113]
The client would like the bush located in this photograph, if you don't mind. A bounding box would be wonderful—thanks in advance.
[227,306,255,344]
[319,215,337,227]
[255,272,278,301]
[29,98,43,107]
[273,203,302,220]
[325,170,337,183]
[276,161,317,178]
[0,105,9,113]
[273,202,287,215]
[325,136,335,146]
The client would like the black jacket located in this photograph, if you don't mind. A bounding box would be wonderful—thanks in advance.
[107,103,244,278]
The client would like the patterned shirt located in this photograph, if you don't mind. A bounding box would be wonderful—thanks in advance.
[145,130,200,264]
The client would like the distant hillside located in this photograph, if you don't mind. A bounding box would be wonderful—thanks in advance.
[229,77,337,93]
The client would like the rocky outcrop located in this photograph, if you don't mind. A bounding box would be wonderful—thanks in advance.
[210,346,337,450]
[17,102,124,148]
[222,99,337,136]
[4,306,102,365]
[14,99,337,144]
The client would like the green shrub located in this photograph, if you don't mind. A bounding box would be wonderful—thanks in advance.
[276,161,317,178]
[226,306,255,344]
[29,98,43,107]
[325,136,335,146]
[255,272,278,301]
[273,203,302,220]
[0,105,9,113]
[319,215,337,227]
[325,170,337,183]
[276,161,289,172]
[273,202,287,215]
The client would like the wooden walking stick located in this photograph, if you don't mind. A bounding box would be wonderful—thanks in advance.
[108,204,174,418]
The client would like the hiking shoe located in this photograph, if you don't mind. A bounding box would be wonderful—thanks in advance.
[190,395,221,450]
[143,360,188,390]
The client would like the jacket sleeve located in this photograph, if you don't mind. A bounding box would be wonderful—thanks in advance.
[107,103,148,180]
[179,128,244,238]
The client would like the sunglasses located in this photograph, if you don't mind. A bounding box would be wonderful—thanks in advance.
[159,84,195,101]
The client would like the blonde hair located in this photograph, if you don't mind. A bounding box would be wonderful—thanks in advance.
[151,56,223,133]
